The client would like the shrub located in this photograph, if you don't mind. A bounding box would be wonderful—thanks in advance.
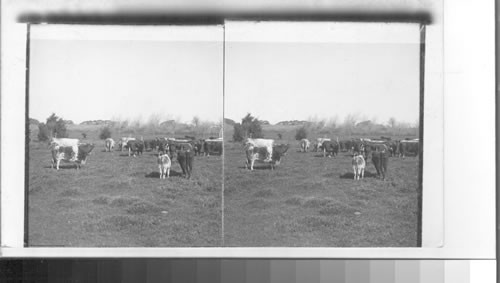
[99,127,112,140]
[233,113,263,142]
[37,123,50,142]
[45,113,68,139]
[295,126,308,140]
[233,123,244,142]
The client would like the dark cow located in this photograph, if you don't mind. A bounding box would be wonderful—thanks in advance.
[321,140,339,157]
[177,144,194,179]
[51,143,95,170]
[205,140,223,156]
[184,135,196,141]
[194,139,205,156]
[127,140,144,157]
[245,144,289,170]
[398,139,419,158]
[362,141,389,162]
[388,140,399,157]
[143,139,158,152]
[371,151,389,180]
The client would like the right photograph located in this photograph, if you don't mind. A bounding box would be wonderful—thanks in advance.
[223,21,423,247]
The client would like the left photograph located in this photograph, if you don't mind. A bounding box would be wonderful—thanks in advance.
[27,25,223,247]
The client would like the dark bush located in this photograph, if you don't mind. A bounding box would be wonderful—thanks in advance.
[233,123,244,142]
[44,113,68,139]
[37,123,51,142]
[233,113,263,142]
[295,126,308,140]
[99,127,112,140]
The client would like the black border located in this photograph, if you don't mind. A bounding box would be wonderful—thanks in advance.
[24,25,31,247]
[17,11,432,25]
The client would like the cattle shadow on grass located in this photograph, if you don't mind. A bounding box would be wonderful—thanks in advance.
[238,165,275,171]
[44,165,82,170]
[145,170,183,178]
[313,154,337,158]
[339,171,379,179]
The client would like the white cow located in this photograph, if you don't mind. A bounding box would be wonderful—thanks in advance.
[157,153,171,179]
[51,143,94,170]
[299,138,310,152]
[352,153,366,180]
[105,138,115,152]
[244,138,274,161]
[49,138,79,161]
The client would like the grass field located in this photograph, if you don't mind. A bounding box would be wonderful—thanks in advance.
[28,124,419,247]
[28,127,222,247]
[223,127,420,247]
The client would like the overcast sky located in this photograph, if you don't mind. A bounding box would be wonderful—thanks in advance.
[29,23,421,126]
[224,22,421,125]
[29,25,223,124]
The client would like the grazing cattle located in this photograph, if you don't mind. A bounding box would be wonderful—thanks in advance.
[127,140,144,157]
[321,140,339,157]
[194,139,205,156]
[104,138,115,152]
[119,137,136,151]
[398,139,419,158]
[177,146,194,179]
[371,151,389,180]
[388,140,399,157]
[299,138,310,152]
[245,138,274,161]
[157,153,171,179]
[49,138,80,161]
[338,140,350,152]
[352,153,366,180]
[314,138,331,152]
[143,139,158,152]
[184,135,196,141]
[245,144,289,170]
[51,143,94,170]
[205,139,223,156]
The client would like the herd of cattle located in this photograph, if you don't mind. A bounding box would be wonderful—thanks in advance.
[47,136,223,179]
[46,135,418,181]
[244,137,419,181]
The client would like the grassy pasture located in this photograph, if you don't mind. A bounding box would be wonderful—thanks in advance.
[28,125,222,247]
[223,126,420,247]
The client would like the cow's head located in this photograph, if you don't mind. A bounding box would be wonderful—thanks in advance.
[272,144,290,165]
[78,143,95,164]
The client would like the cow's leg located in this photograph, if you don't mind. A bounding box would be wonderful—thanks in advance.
[250,159,254,171]
[159,166,162,179]
[361,168,364,179]
[353,167,356,180]
[56,160,60,170]
[167,167,170,178]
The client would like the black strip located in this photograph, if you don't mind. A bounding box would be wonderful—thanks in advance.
[221,25,225,247]
[24,24,31,247]
[496,0,499,277]
[416,24,426,247]
[17,11,432,25]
